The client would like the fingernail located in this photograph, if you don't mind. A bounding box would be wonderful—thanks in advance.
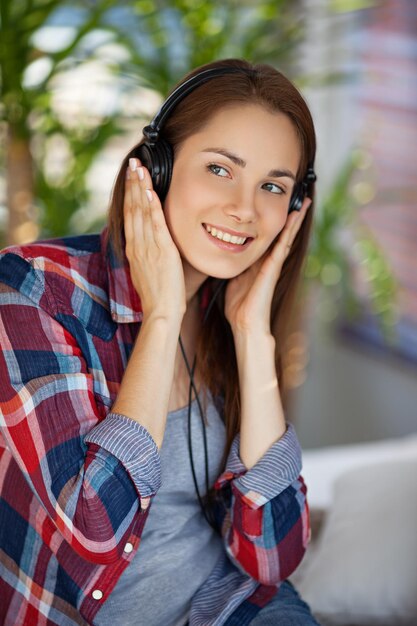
[137,167,144,181]
[145,189,153,202]
[129,158,137,171]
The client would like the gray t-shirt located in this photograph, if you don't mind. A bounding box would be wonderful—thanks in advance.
[96,392,226,626]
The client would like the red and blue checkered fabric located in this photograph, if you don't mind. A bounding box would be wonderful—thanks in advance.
[0,228,310,625]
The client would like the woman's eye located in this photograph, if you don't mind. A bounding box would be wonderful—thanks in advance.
[263,182,285,195]
[207,164,229,178]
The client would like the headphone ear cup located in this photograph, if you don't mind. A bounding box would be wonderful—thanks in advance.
[136,139,174,202]
[288,182,306,213]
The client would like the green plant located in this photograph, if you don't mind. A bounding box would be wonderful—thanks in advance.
[304,150,398,341]
[0,0,124,244]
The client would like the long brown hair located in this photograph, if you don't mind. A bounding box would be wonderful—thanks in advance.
[107,58,316,465]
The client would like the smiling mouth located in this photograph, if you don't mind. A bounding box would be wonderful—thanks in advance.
[203,223,251,246]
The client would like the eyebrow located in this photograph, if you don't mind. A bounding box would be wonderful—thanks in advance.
[201,147,296,181]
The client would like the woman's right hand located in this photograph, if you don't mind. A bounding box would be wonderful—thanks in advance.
[124,157,186,322]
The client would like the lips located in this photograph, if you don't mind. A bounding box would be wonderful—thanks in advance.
[202,223,254,252]
[205,225,245,245]
[203,223,253,239]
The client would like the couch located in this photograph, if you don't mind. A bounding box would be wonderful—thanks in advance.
[288,433,417,626]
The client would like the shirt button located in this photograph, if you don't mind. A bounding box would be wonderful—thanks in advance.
[124,542,134,554]
[92,589,103,601]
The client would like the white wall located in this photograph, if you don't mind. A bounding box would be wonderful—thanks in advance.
[291,304,417,449]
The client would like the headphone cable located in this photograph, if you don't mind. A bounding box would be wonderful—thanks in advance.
[178,279,226,530]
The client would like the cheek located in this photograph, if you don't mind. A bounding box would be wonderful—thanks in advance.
[250,211,287,260]
[163,178,189,228]
[164,169,197,223]
[161,197,181,244]
[266,210,288,244]
[163,184,201,256]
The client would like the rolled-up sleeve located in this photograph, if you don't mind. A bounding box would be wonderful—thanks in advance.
[219,423,302,508]
[85,412,161,500]
[213,423,310,585]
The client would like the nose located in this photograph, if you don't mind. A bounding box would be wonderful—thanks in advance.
[222,184,257,223]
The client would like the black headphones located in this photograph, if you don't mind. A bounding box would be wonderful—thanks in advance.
[136,66,316,212]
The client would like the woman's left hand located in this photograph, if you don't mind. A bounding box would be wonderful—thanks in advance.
[224,197,312,336]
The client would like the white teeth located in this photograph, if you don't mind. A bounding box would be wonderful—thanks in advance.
[204,224,247,245]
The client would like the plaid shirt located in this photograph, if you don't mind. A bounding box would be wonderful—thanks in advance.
[0,228,310,626]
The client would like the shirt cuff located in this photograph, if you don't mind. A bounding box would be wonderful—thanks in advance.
[216,423,302,509]
[85,412,161,499]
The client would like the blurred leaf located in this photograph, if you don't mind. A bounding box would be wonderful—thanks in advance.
[35,116,124,236]
[329,0,377,12]
[304,151,398,340]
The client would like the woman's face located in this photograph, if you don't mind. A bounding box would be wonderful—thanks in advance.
[163,103,301,283]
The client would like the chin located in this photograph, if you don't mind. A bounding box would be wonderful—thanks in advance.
[192,260,250,281]
[208,268,244,280]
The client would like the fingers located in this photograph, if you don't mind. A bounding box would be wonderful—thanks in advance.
[123,158,186,316]
[124,157,171,251]
[129,158,154,243]
[275,196,312,261]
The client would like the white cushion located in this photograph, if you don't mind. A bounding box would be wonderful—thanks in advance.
[291,458,417,625]
[301,433,417,511]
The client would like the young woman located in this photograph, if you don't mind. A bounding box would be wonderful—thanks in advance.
[0,58,320,625]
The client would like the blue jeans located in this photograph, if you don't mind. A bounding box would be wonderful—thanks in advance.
[224,580,321,626]
[250,580,321,625]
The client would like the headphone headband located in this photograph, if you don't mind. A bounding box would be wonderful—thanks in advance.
[143,66,255,142]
